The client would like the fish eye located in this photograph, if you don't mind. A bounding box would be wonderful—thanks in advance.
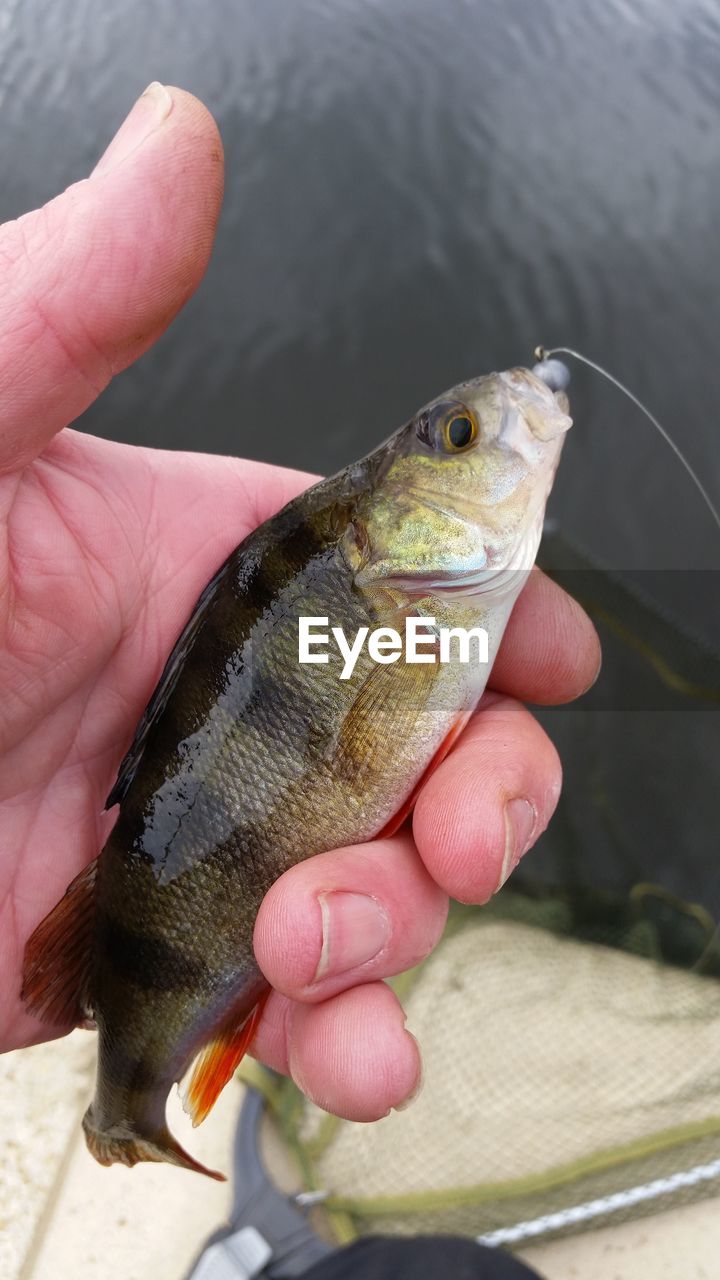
[415,400,479,453]
[445,413,477,451]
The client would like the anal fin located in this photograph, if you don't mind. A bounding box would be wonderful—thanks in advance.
[182,982,271,1128]
[21,857,98,1026]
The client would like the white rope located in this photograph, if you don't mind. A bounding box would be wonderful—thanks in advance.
[476,1157,720,1248]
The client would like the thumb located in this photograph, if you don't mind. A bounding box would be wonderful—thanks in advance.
[0,83,223,475]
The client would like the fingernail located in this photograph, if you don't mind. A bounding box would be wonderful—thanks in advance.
[92,82,173,176]
[393,1032,424,1112]
[314,892,391,983]
[496,798,536,893]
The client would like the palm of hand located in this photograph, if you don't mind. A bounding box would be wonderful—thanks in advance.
[0,431,304,1049]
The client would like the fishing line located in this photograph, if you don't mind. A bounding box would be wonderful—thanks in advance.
[534,345,720,537]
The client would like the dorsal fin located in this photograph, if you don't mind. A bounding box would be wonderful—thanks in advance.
[21,857,98,1026]
[105,552,235,809]
[105,474,366,812]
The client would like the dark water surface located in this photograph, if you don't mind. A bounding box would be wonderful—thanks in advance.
[1,6,719,916]
[2,0,720,573]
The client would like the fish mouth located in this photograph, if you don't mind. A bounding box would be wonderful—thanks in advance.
[381,563,530,600]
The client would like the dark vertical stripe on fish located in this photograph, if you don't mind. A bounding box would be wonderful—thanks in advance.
[98,915,211,991]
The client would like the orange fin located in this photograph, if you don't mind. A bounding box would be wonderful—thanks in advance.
[21,857,98,1026]
[82,1109,225,1180]
[182,984,271,1127]
[378,709,473,839]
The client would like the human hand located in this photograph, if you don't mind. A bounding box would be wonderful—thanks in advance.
[0,86,600,1118]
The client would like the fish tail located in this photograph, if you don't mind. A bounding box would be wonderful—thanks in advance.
[81,1106,226,1181]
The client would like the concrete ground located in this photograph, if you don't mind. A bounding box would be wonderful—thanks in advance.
[2,1031,720,1280]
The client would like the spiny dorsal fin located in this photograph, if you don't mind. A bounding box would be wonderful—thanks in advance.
[104,555,232,810]
[105,479,366,812]
[182,984,270,1127]
[21,857,97,1027]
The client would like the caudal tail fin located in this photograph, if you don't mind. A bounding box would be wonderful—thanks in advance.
[82,1107,226,1181]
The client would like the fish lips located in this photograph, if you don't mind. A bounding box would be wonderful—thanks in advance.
[365,563,530,601]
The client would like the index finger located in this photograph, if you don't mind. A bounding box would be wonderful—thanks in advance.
[490,569,601,704]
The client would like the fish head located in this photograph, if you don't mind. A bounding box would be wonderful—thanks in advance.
[354,366,572,596]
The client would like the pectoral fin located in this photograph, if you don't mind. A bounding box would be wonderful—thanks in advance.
[333,637,441,785]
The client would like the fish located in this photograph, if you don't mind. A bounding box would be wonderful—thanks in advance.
[21,363,572,1178]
